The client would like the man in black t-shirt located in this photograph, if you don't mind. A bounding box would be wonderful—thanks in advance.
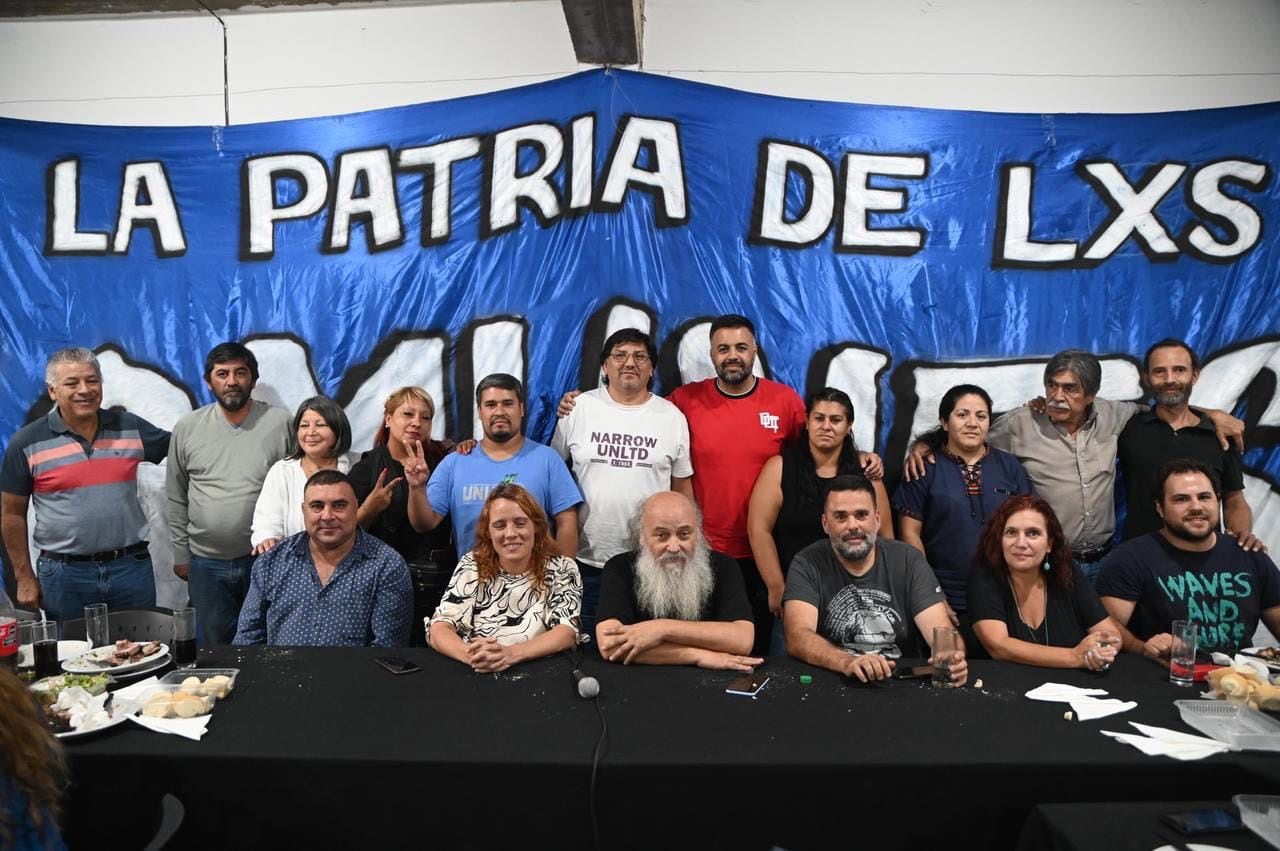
[1098,459,1280,657]
[596,492,760,670]
[1117,338,1257,546]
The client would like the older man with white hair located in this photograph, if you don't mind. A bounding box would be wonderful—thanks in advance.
[595,491,760,670]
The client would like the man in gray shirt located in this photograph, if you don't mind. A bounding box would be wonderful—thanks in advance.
[784,475,965,685]
[166,342,290,643]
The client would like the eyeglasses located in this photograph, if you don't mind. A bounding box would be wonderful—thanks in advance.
[608,351,651,366]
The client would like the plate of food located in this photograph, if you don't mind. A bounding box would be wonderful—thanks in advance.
[63,639,169,674]
[31,675,137,739]
[1239,646,1280,673]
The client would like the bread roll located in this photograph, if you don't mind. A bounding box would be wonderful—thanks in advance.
[143,695,173,718]
[1252,682,1280,711]
[1218,672,1253,700]
[172,694,206,718]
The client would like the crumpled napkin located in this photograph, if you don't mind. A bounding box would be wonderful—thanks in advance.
[1024,683,1136,720]
[1100,721,1233,760]
[1209,651,1275,682]
[115,676,211,741]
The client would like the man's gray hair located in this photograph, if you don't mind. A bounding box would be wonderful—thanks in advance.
[1043,349,1101,397]
[628,491,706,549]
[45,347,101,387]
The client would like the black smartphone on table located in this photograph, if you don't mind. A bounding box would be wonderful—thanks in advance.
[375,656,421,675]
[1160,806,1244,836]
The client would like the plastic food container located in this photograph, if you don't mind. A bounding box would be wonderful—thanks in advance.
[136,684,216,719]
[1234,795,1280,848]
[1175,700,1280,751]
[159,668,239,699]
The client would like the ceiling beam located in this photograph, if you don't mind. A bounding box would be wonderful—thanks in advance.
[560,0,641,66]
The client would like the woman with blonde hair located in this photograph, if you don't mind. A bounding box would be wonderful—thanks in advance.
[0,669,67,850]
[350,386,455,644]
[429,483,581,673]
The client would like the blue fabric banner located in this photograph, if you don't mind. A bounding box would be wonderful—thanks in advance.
[1,68,1278,539]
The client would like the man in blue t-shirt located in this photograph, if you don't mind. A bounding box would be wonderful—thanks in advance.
[1098,459,1280,657]
[406,374,581,559]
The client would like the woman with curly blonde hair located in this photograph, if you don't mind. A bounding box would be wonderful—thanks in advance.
[428,484,581,672]
[0,669,67,850]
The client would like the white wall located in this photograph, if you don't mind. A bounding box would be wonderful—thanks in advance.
[1,0,1277,127]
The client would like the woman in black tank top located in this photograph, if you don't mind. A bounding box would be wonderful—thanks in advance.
[747,387,894,622]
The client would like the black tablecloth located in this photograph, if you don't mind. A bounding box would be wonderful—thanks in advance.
[63,650,1280,850]
[1017,800,1274,851]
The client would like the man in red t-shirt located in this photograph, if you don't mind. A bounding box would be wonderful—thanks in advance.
[665,315,805,653]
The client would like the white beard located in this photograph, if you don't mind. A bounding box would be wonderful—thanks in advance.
[633,543,715,621]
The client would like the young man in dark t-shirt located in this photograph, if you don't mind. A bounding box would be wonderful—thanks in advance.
[1098,459,1280,657]
[596,492,759,671]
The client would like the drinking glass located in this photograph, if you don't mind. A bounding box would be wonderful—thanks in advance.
[16,620,36,682]
[1095,629,1119,673]
[1169,619,1198,687]
[32,620,60,679]
[932,626,963,689]
[173,607,197,667]
[84,603,109,648]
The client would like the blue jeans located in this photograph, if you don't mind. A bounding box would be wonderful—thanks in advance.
[578,562,602,644]
[188,555,254,645]
[769,616,787,656]
[1074,557,1104,587]
[36,550,156,623]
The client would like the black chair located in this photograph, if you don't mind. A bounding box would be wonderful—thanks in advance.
[60,606,174,643]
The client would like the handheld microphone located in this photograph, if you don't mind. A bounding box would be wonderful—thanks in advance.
[573,668,601,699]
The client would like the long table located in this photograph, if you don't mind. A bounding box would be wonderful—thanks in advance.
[63,648,1280,849]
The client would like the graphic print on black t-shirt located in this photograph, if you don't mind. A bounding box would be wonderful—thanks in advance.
[823,585,904,658]
[1154,567,1258,652]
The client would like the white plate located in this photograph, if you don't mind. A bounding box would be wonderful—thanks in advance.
[1239,647,1280,672]
[54,697,141,740]
[63,643,170,674]
[17,639,91,667]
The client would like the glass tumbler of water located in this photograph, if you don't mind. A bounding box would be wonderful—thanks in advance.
[932,626,962,689]
[173,607,197,667]
[84,603,109,648]
[1169,619,1198,687]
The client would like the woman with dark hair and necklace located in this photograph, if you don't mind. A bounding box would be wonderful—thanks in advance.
[968,494,1120,669]
[893,383,1031,621]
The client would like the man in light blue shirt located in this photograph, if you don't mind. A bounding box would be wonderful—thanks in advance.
[234,469,411,647]
[408,374,581,559]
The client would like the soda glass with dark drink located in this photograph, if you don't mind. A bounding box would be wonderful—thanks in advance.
[173,607,197,667]
[32,620,59,679]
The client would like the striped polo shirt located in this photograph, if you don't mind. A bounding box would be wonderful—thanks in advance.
[0,406,170,555]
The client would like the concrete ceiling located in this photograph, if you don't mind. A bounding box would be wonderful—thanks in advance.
[1,0,642,66]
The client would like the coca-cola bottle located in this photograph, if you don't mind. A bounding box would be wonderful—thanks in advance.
[0,589,18,672]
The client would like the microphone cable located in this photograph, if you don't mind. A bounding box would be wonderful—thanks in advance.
[569,644,608,851]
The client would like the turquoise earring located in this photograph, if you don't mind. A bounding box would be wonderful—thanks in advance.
[1043,559,1051,572]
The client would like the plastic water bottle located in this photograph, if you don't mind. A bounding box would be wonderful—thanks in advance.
[0,590,18,672]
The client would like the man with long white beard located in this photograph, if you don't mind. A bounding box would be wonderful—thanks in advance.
[595,491,760,671]
[784,475,965,685]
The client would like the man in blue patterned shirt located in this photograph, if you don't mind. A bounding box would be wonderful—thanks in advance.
[234,470,411,646]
